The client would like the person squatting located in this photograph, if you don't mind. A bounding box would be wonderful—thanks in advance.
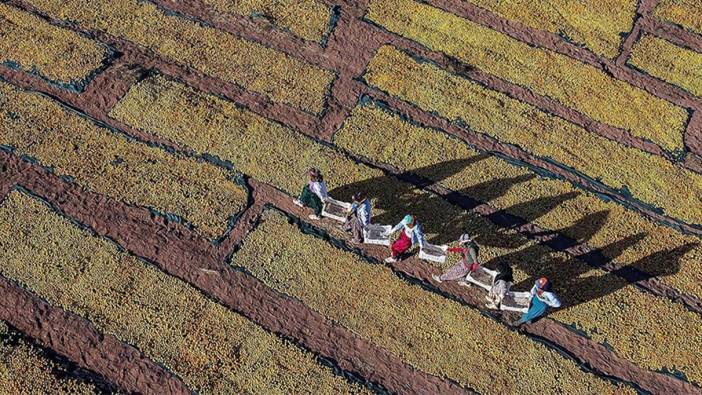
[293,168,561,326]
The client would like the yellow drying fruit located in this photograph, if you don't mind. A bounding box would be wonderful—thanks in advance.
[230,210,635,394]
[334,103,702,303]
[110,75,384,197]
[0,2,105,85]
[0,191,368,395]
[364,45,702,226]
[24,0,334,113]
[333,103,702,383]
[0,322,97,394]
[203,0,331,42]
[0,80,248,239]
[654,0,702,35]
[367,0,688,152]
[109,75,502,239]
[629,34,702,97]
[462,0,638,58]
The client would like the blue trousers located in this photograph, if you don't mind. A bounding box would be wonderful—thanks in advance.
[516,296,547,325]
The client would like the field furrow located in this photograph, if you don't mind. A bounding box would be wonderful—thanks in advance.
[0,80,248,239]
[230,210,631,394]
[0,190,369,394]
[629,34,702,97]
[367,0,688,153]
[364,45,702,227]
[109,75,385,196]
[20,0,334,113]
[654,0,702,36]
[0,3,106,87]
[0,321,100,394]
[456,0,637,58]
[201,0,332,42]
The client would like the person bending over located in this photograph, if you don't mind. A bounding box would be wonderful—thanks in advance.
[343,192,371,243]
[513,277,561,326]
[293,168,328,220]
[432,234,480,283]
[384,215,425,263]
[485,262,514,309]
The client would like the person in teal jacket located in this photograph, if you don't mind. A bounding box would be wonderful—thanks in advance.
[513,277,561,326]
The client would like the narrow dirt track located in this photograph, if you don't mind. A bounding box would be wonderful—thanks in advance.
[0,275,190,395]
[2,0,702,392]
[4,148,699,393]
[0,153,470,395]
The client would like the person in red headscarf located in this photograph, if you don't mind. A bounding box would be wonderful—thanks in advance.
[513,277,561,326]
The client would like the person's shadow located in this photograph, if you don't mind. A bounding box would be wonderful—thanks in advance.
[488,211,697,310]
[330,156,576,249]
[329,157,697,310]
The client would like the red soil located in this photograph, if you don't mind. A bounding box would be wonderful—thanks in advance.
[2,0,702,392]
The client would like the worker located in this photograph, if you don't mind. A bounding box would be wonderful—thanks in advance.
[485,262,513,309]
[513,277,561,326]
[343,192,371,243]
[293,168,328,220]
[431,234,480,283]
[384,215,425,263]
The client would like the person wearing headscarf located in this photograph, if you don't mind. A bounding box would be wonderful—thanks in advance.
[384,215,425,263]
[513,277,561,325]
[293,168,328,220]
[486,262,514,309]
[431,234,480,283]
[343,191,371,243]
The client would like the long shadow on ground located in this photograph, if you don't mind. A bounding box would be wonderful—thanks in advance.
[329,158,697,310]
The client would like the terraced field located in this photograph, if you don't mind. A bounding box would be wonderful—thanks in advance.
[1,0,701,393]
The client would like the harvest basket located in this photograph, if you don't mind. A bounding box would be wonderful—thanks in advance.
[322,198,351,222]
[500,291,531,314]
[464,267,498,291]
[363,224,392,245]
[419,243,448,263]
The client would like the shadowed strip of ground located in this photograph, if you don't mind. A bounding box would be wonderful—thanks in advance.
[0,152,468,395]
[0,273,190,394]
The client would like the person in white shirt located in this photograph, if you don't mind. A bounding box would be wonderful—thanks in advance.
[485,262,513,309]
[513,277,561,326]
[384,215,425,263]
[343,192,371,243]
[293,168,328,220]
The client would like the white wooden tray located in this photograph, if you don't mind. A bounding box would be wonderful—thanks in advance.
[363,224,392,246]
[464,267,498,291]
[500,291,531,313]
[321,198,351,222]
[419,243,448,263]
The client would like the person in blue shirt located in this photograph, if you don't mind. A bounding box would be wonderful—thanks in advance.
[513,277,561,326]
[343,192,371,243]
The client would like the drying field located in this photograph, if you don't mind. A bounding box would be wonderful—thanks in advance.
[1,0,702,393]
